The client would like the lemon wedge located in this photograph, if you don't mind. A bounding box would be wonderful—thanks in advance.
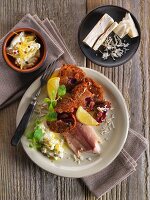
[47,77,60,100]
[76,106,99,126]
[51,70,59,78]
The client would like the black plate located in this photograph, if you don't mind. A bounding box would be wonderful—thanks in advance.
[78,5,141,67]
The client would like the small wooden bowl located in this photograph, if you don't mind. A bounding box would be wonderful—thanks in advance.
[3,28,47,73]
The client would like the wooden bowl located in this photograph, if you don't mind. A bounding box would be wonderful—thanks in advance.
[3,28,47,73]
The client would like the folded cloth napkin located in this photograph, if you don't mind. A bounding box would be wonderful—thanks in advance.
[82,129,148,198]
[1,14,148,198]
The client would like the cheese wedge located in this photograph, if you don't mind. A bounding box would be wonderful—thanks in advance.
[83,14,114,48]
[125,13,139,38]
[114,13,138,38]
[113,21,130,38]
[93,22,118,51]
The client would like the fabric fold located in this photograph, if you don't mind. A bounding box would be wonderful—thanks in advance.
[42,18,76,65]
[82,128,147,198]
[82,150,136,198]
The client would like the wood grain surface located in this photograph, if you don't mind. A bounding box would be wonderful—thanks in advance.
[0,0,149,200]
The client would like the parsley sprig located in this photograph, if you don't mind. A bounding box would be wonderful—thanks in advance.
[27,119,44,149]
[44,84,66,122]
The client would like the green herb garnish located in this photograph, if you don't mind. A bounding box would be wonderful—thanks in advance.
[44,97,51,104]
[44,98,57,121]
[58,85,66,97]
[30,137,42,149]
[27,118,44,149]
[43,85,66,122]
[27,131,34,139]
[34,127,44,141]
[46,112,58,122]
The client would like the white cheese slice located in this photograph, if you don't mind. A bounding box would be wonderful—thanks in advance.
[113,21,130,38]
[93,22,118,51]
[83,13,114,48]
[125,13,139,38]
[113,13,138,38]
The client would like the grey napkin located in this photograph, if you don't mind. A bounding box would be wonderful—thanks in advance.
[82,129,148,198]
[0,14,148,198]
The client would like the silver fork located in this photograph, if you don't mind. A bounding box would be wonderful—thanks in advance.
[11,60,58,146]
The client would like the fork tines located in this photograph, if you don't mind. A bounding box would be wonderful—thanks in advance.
[41,60,57,85]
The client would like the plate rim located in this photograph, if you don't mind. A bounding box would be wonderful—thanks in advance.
[17,67,129,177]
[78,4,141,67]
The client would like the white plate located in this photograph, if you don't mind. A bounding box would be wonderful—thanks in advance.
[17,67,129,178]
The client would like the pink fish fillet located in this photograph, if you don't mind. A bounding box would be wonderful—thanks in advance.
[63,122,101,157]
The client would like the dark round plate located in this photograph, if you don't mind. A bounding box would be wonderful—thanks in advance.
[78,5,141,67]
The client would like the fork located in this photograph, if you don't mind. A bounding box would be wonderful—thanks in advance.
[11,60,57,146]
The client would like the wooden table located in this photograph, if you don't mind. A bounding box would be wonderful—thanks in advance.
[0,0,149,199]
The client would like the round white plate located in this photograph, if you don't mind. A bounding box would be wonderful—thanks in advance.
[17,67,129,177]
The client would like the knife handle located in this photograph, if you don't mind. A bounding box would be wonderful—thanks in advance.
[11,100,36,146]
